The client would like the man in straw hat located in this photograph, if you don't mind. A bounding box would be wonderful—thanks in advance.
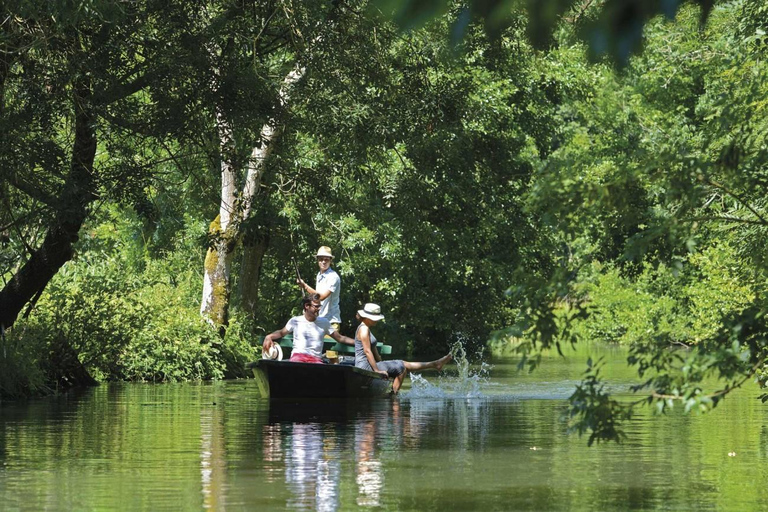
[263,293,355,364]
[297,246,341,328]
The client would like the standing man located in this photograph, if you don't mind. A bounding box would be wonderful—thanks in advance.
[263,293,354,364]
[297,246,341,328]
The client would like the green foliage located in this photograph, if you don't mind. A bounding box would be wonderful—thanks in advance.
[509,1,768,442]
[4,1,767,458]
[0,333,49,400]
[568,357,631,446]
[260,17,553,353]
[372,0,716,65]
[6,210,256,391]
[737,0,768,43]
[577,263,688,348]
[685,243,757,341]
[571,246,754,350]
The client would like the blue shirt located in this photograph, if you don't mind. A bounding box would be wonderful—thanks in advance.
[316,268,341,323]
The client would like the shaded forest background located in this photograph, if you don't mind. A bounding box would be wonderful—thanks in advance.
[2,0,767,442]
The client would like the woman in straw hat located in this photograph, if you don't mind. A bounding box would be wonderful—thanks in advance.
[354,303,452,393]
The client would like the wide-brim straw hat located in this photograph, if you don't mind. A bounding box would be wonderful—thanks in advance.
[316,246,334,259]
[358,303,384,321]
[262,343,283,361]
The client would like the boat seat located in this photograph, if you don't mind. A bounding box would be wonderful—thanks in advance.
[259,335,392,355]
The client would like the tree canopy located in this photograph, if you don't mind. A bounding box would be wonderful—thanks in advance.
[2,0,768,447]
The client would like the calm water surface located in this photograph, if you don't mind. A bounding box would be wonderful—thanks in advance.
[2,344,768,511]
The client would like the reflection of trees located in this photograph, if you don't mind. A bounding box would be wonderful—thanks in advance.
[261,423,283,484]
[200,406,227,511]
[355,418,382,507]
[0,384,239,510]
[405,398,492,453]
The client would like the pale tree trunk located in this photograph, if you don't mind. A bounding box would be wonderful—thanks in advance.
[200,216,238,327]
[200,65,305,327]
[199,95,239,325]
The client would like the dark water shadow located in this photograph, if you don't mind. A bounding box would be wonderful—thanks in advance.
[266,397,392,424]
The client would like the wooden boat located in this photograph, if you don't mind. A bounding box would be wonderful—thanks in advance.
[247,359,392,399]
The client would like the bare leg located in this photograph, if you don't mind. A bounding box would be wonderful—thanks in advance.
[403,353,452,372]
[390,354,452,394]
[392,373,406,393]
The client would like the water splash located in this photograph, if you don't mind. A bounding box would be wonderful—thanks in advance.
[402,340,492,399]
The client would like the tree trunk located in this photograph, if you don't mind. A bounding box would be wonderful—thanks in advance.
[200,65,304,328]
[0,84,97,330]
[200,215,238,326]
[239,230,270,319]
[199,100,239,325]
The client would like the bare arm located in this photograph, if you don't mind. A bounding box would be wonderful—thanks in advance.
[329,330,355,346]
[297,278,331,300]
[263,327,289,352]
[357,324,388,378]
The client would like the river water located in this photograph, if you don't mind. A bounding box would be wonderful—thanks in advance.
[2,343,767,511]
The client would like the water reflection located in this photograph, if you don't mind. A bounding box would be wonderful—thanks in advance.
[262,396,501,510]
[354,415,382,507]
[4,356,768,511]
[200,407,226,510]
[265,401,384,510]
[261,423,284,482]
[282,422,340,511]
[251,363,768,512]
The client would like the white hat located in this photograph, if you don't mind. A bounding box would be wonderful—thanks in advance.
[262,343,283,361]
[358,303,384,321]
[316,246,334,259]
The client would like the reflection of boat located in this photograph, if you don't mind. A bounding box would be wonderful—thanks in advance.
[248,360,392,399]
[267,398,377,423]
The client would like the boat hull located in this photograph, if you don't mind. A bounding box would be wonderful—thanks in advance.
[248,360,392,399]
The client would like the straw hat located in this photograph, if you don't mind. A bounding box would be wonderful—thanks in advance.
[316,246,334,259]
[262,343,283,361]
[358,303,385,321]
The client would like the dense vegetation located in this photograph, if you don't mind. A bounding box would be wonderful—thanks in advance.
[2,0,767,444]
[512,1,768,444]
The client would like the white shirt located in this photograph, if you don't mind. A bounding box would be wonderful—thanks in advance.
[284,315,335,357]
[316,268,341,323]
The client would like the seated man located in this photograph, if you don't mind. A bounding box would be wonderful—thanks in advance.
[262,293,354,364]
